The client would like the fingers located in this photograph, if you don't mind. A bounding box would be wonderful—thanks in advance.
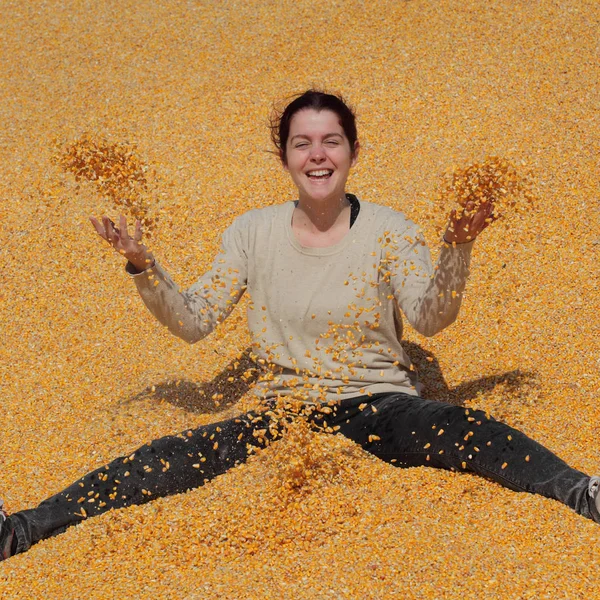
[470,201,496,235]
[479,199,495,222]
[90,216,107,240]
[119,214,131,241]
[92,214,144,249]
[134,220,143,243]
[102,216,119,244]
[484,200,498,223]
[117,214,142,244]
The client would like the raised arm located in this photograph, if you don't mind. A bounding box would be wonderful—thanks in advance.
[389,199,494,337]
[90,214,248,343]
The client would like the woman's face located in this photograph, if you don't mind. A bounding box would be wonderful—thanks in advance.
[284,109,358,205]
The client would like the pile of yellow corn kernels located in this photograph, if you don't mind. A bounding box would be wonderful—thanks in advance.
[1,0,599,597]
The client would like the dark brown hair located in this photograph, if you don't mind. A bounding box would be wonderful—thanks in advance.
[270,89,358,165]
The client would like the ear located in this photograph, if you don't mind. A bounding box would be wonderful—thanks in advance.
[281,151,289,171]
[351,140,360,167]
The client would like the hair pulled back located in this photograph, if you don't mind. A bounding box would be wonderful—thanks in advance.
[270,89,358,165]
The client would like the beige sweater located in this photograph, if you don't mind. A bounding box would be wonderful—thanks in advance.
[131,200,473,402]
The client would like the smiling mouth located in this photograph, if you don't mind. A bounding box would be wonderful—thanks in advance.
[306,169,333,180]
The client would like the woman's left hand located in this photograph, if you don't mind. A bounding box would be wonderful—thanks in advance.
[443,199,496,244]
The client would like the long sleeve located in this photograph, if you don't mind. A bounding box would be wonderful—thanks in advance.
[128,216,249,344]
[388,219,474,337]
[124,201,476,403]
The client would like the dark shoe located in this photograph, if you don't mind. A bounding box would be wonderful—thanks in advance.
[0,499,16,561]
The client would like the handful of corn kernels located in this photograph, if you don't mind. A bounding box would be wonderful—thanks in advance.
[56,136,157,234]
[438,156,535,219]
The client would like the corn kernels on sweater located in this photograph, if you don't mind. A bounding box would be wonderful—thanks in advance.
[130,199,473,402]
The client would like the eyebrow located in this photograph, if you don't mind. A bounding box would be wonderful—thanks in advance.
[290,133,344,142]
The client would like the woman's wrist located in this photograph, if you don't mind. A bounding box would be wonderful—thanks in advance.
[442,234,475,246]
[443,228,477,245]
[127,255,155,274]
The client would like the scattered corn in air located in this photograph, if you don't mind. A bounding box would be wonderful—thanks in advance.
[56,137,157,233]
[437,156,535,226]
[1,0,600,598]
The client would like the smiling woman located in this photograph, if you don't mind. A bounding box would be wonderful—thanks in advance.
[286,109,358,247]
[2,89,600,562]
[273,91,360,246]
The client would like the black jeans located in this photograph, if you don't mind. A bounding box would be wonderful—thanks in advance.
[9,393,598,554]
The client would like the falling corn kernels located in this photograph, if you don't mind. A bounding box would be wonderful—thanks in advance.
[2,4,599,598]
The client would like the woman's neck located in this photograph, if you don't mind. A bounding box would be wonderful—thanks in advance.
[291,195,352,248]
[294,194,350,233]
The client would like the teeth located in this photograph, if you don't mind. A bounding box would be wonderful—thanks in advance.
[307,170,333,177]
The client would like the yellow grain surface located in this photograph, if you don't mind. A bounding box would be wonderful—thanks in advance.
[1,0,599,597]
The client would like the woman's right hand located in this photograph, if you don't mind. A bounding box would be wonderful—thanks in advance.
[90,214,154,272]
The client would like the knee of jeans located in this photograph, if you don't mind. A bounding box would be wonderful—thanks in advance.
[447,406,496,430]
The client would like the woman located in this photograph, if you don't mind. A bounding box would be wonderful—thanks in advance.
[2,90,599,560]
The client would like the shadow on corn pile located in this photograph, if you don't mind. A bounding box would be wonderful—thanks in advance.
[122,343,536,415]
[124,348,259,413]
[401,341,536,405]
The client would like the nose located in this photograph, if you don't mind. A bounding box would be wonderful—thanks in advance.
[309,145,326,163]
